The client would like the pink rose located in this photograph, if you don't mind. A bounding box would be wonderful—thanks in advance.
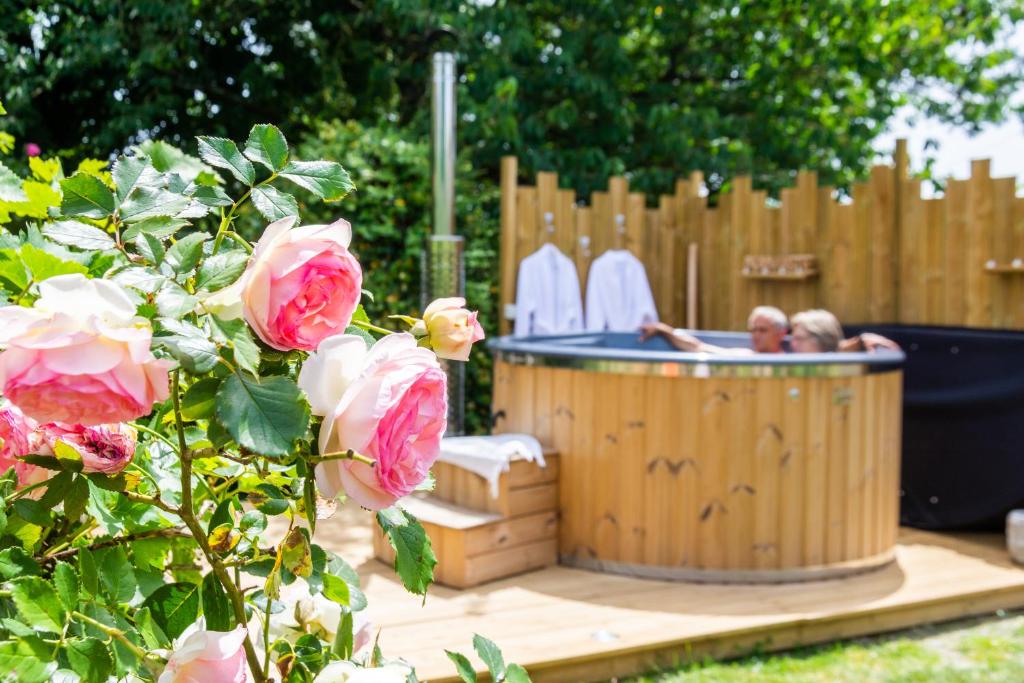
[40,422,137,475]
[0,403,48,489]
[0,274,171,426]
[419,297,485,361]
[25,143,41,157]
[158,626,248,683]
[240,216,363,351]
[298,333,447,510]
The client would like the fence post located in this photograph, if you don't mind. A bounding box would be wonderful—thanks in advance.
[893,139,909,321]
[499,156,518,336]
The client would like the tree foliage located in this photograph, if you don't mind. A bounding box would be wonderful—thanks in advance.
[2,1,1022,197]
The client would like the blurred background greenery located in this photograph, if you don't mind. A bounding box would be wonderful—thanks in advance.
[2,0,1022,431]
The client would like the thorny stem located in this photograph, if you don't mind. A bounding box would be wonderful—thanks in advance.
[42,528,191,561]
[312,449,376,468]
[71,610,164,679]
[348,318,394,336]
[172,372,268,683]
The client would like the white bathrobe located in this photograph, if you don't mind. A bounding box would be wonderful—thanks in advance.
[584,249,659,331]
[513,243,585,337]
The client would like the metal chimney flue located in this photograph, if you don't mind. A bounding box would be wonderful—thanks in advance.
[424,51,465,435]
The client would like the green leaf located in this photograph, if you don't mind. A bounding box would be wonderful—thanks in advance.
[64,475,90,520]
[239,510,267,535]
[43,221,116,250]
[135,607,170,649]
[0,547,40,580]
[53,561,80,612]
[473,634,506,682]
[98,547,137,603]
[376,507,436,595]
[210,316,260,375]
[279,160,354,201]
[197,137,255,186]
[333,608,354,659]
[446,651,478,683]
[196,250,248,292]
[121,215,189,240]
[111,265,165,294]
[155,282,199,319]
[189,184,233,208]
[155,327,220,374]
[13,498,53,527]
[142,582,200,640]
[181,377,221,420]
[10,577,66,633]
[250,483,289,516]
[321,573,350,607]
[65,637,113,682]
[60,173,115,219]
[303,474,317,534]
[244,124,289,171]
[112,157,161,203]
[325,553,367,611]
[1,619,34,638]
[165,231,209,273]
[505,663,532,683]
[135,232,165,265]
[201,572,232,631]
[0,160,28,202]
[0,248,29,291]
[20,244,88,281]
[251,185,299,222]
[282,528,313,578]
[119,186,190,223]
[0,635,54,683]
[37,470,73,508]
[215,372,310,456]
[78,548,99,597]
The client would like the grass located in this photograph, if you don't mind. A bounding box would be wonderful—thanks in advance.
[626,611,1024,683]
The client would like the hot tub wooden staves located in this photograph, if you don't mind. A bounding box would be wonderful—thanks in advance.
[491,359,903,583]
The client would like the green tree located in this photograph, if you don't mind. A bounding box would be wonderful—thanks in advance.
[3,1,1022,197]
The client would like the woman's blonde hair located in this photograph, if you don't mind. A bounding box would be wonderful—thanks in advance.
[791,309,843,352]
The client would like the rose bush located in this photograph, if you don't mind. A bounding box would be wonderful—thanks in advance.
[0,121,524,683]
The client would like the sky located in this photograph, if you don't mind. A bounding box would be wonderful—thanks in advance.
[873,23,1024,188]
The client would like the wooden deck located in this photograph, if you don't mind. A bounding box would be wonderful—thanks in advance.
[315,508,1024,682]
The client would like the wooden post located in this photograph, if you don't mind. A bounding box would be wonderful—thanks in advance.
[687,243,699,329]
[893,139,908,321]
[499,157,518,336]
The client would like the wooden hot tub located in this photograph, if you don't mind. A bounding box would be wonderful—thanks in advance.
[489,332,904,583]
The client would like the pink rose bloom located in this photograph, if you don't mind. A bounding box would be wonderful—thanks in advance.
[0,403,48,489]
[239,215,363,351]
[25,143,41,157]
[158,626,248,683]
[0,274,171,426]
[419,297,485,361]
[298,333,447,510]
[40,422,137,475]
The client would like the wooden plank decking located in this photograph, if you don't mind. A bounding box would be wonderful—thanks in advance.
[312,507,1024,682]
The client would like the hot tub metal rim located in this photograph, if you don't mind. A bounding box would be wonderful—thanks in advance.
[490,335,904,379]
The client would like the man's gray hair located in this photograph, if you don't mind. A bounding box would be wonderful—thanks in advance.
[748,306,788,331]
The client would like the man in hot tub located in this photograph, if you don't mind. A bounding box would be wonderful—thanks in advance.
[639,306,898,354]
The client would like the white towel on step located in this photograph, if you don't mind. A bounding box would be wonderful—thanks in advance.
[437,434,546,499]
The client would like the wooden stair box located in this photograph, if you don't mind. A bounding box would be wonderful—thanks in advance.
[431,451,560,518]
[373,453,560,589]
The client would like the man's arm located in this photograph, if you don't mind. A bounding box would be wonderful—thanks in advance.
[639,322,750,354]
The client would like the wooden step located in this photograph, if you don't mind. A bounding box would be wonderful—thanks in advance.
[373,495,559,589]
[431,452,559,517]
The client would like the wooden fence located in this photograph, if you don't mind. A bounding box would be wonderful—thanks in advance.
[498,141,1024,335]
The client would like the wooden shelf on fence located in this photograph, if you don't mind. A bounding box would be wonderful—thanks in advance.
[742,254,819,281]
[984,260,1024,274]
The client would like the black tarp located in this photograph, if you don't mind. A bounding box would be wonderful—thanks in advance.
[845,324,1024,531]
